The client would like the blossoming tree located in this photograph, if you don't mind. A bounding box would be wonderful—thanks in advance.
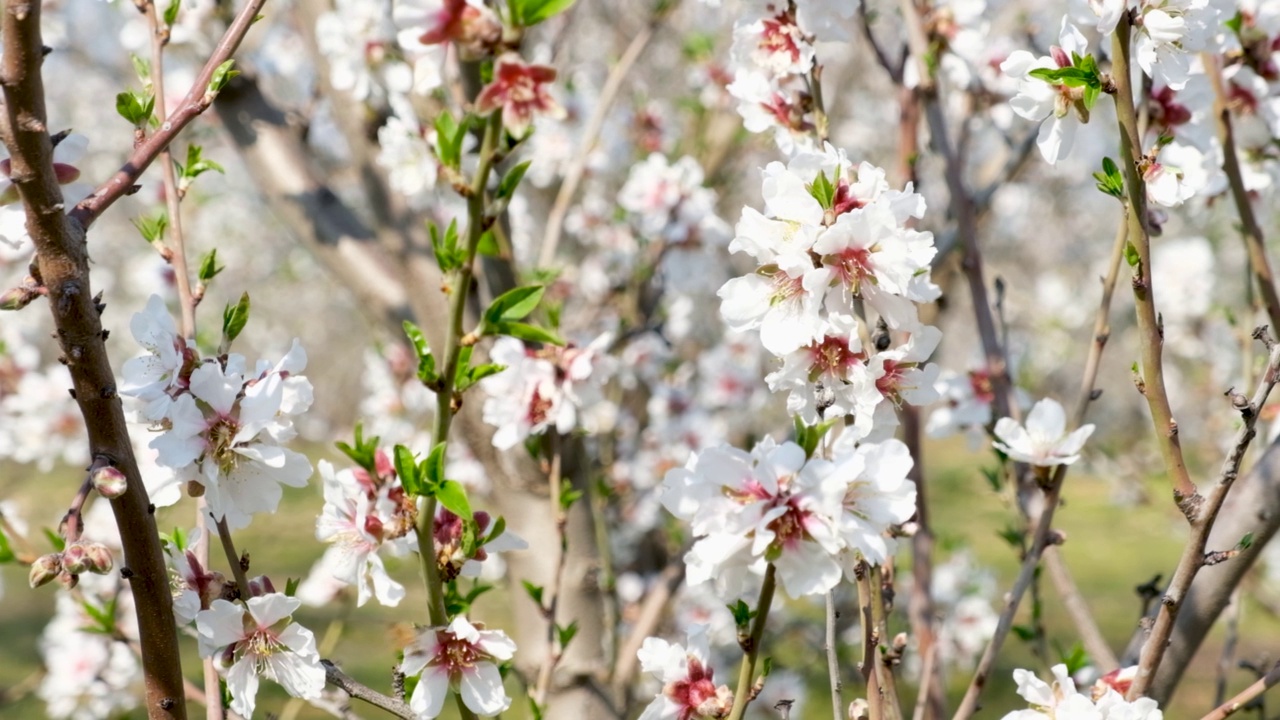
[3,1,1280,720]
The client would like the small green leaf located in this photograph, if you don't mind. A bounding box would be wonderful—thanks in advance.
[335,422,381,476]
[403,321,438,385]
[1060,642,1090,675]
[457,362,506,393]
[522,580,545,607]
[490,320,565,346]
[284,577,300,596]
[1011,624,1036,641]
[430,219,464,271]
[559,478,583,512]
[556,621,579,648]
[130,54,151,85]
[484,285,545,326]
[163,0,181,26]
[485,516,507,544]
[436,480,473,521]
[206,59,240,98]
[197,249,224,282]
[395,444,424,496]
[509,0,578,26]
[424,442,447,487]
[131,211,168,244]
[727,599,754,627]
[43,527,65,552]
[0,526,13,564]
[220,292,250,350]
[1239,532,1255,549]
[498,161,532,199]
[476,229,500,257]
[1124,240,1140,267]
[808,170,837,210]
[115,90,154,127]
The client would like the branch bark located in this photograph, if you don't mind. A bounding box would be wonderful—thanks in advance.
[0,0,189,717]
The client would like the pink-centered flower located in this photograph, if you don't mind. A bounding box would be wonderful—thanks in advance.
[636,625,734,720]
[401,616,517,718]
[196,594,325,718]
[475,53,566,137]
[993,398,1095,467]
[399,0,501,50]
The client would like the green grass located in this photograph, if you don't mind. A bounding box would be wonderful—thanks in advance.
[2,439,1278,719]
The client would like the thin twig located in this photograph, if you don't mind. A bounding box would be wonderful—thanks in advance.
[1202,52,1280,333]
[532,437,569,708]
[70,0,269,229]
[1215,589,1242,707]
[609,560,685,698]
[726,565,778,720]
[322,661,413,719]
[826,590,843,720]
[537,10,662,268]
[1200,662,1280,720]
[214,515,250,598]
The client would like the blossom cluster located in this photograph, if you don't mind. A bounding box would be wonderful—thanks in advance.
[661,435,916,599]
[120,295,315,530]
[1001,665,1162,720]
[480,334,614,450]
[719,143,942,438]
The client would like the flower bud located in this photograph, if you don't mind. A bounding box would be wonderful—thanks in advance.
[61,543,90,575]
[58,570,79,590]
[84,543,114,574]
[28,553,62,588]
[0,285,35,311]
[91,466,128,499]
[848,698,869,720]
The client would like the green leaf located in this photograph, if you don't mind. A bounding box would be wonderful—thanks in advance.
[430,219,464,272]
[1059,642,1090,675]
[1224,12,1243,36]
[484,285,545,326]
[81,598,117,634]
[794,416,840,458]
[206,59,240,97]
[559,478,583,512]
[1124,241,1140,267]
[476,229,500,257]
[285,577,300,596]
[436,479,473,521]
[43,527,65,552]
[498,160,532,199]
[220,292,250,350]
[522,580,545,607]
[197,249,224,283]
[433,111,470,169]
[180,144,225,188]
[459,514,479,558]
[335,422,381,476]
[727,599,754,627]
[510,0,578,26]
[131,211,168,244]
[163,0,181,26]
[403,320,438,385]
[485,516,507,544]
[115,90,154,127]
[423,442,447,487]
[808,170,837,210]
[1028,66,1100,88]
[130,54,151,85]
[1093,156,1125,199]
[556,621,579,648]
[394,444,424,496]
[1011,624,1036,642]
[457,362,506,393]
[490,320,564,346]
[0,525,13,564]
[1239,532,1255,549]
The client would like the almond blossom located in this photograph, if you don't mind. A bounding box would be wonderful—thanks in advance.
[475,53,565,137]
[1000,20,1091,165]
[636,625,734,720]
[1001,664,1163,720]
[314,459,416,607]
[993,398,1095,467]
[401,616,516,718]
[120,294,198,423]
[196,594,325,718]
[660,438,846,599]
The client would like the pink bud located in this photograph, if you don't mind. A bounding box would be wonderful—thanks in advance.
[61,543,90,574]
[58,570,79,590]
[0,286,35,311]
[91,466,128,498]
[84,543,114,575]
[28,554,62,588]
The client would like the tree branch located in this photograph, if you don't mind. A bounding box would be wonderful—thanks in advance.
[69,0,268,229]
[0,0,188,717]
[322,661,412,719]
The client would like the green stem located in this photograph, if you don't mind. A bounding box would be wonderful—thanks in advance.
[726,564,778,720]
[413,113,503,631]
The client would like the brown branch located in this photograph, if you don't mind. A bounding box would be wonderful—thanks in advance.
[1127,328,1280,699]
[1204,52,1280,333]
[0,0,188,716]
[1111,19,1199,511]
[1200,662,1280,720]
[322,661,413,719]
[69,0,268,229]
